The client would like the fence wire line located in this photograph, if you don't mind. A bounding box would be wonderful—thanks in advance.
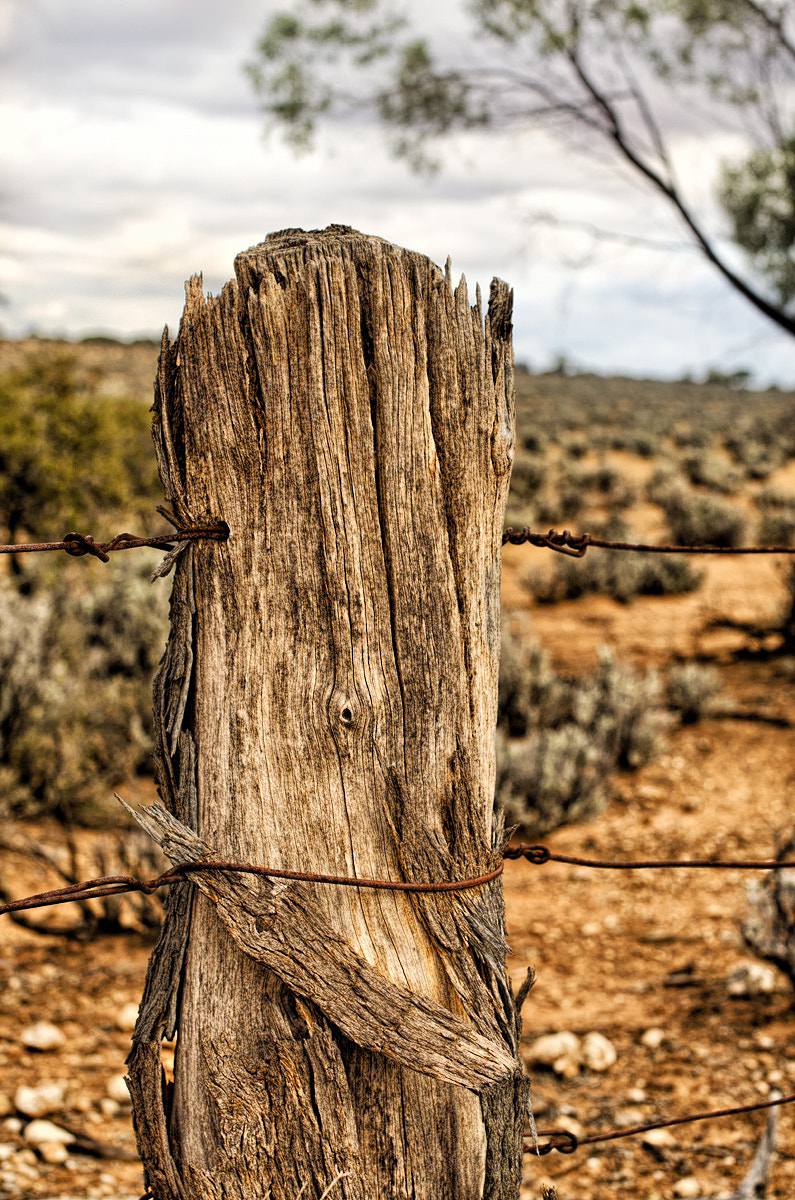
[502,526,795,556]
[532,1092,795,1156]
[3,522,795,563]
[4,843,795,917]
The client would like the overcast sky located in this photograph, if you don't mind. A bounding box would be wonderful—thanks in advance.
[3,0,795,385]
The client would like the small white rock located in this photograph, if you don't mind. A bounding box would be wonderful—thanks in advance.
[14,1082,64,1118]
[527,1031,582,1077]
[673,1177,701,1197]
[106,1074,130,1104]
[23,1119,72,1146]
[726,960,778,996]
[38,1140,69,1164]
[641,1027,666,1050]
[100,1098,120,1118]
[116,1002,140,1031]
[642,1127,675,1148]
[0,1145,14,1162]
[615,1106,646,1128]
[20,1022,66,1053]
[582,1032,617,1072]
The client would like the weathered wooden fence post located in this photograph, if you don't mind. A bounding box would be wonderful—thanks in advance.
[126,225,526,1198]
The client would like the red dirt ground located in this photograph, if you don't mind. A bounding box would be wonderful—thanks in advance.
[1,552,794,1200]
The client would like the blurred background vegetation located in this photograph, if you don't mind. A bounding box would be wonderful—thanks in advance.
[1,337,794,833]
[0,341,167,825]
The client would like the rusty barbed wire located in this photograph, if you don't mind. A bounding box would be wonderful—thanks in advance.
[504,843,795,870]
[0,858,506,916]
[0,522,228,563]
[531,1092,795,1155]
[4,843,795,918]
[502,526,795,556]
[4,521,795,563]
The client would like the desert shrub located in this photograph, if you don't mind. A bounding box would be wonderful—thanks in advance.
[659,486,746,547]
[680,450,742,495]
[497,635,572,738]
[757,488,795,546]
[0,555,168,824]
[496,637,672,835]
[646,463,685,507]
[0,354,160,583]
[665,663,722,723]
[608,431,661,457]
[742,835,795,991]
[509,455,548,504]
[581,465,635,511]
[528,548,702,604]
[521,430,548,454]
[497,726,610,836]
[561,434,588,460]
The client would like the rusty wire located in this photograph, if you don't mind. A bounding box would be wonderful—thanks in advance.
[5,850,795,1167]
[4,843,795,917]
[502,526,795,556]
[504,843,795,870]
[0,522,227,563]
[532,1092,795,1155]
[0,858,506,916]
[3,521,795,563]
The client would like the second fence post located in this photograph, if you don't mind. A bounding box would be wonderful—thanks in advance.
[127,225,526,1199]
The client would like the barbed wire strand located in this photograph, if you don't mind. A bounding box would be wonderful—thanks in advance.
[0,523,227,563]
[532,1092,795,1156]
[504,843,795,870]
[4,843,795,917]
[2,523,795,563]
[502,526,795,556]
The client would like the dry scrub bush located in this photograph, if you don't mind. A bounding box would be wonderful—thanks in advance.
[496,636,672,835]
[660,485,747,547]
[497,634,724,836]
[528,546,702,604]
[665,663,722,723]
[0,556,168,824]
[743,837,795,992]
[758,488,795,546]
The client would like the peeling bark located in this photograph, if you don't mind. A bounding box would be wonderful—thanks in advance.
[128,226,524,1198]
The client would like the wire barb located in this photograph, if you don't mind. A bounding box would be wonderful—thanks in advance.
[504,843,795,870]
[0,523,229,561]
[502,526,795,555]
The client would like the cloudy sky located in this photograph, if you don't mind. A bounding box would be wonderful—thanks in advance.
[3,0,795,385]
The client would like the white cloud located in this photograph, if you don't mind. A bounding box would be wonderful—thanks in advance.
[2,0,795,384]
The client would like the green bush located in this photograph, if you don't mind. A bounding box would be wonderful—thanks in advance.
[0,354,160,575]
[0,556,169,824]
